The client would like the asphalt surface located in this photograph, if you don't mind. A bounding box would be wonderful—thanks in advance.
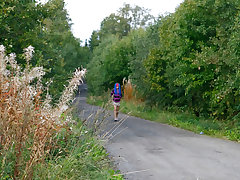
[75,84,240,180]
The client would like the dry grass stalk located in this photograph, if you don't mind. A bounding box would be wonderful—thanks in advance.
[0,45,84,179]
[123,78,133,101]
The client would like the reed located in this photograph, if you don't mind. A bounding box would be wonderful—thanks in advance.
[0,45,83,179]
[123,78,133,101]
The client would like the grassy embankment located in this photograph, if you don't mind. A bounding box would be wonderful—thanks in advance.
[87,94,240,142]
[33,115,123,180]
[0,46,123,180]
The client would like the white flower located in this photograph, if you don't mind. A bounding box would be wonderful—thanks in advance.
[9,53,16,60]
[24,45,35,61]
[0,45,5,53]
[29,67,45,82]
[8,53,19,69]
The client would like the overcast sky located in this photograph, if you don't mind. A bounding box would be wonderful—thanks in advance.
[44,0,184,42]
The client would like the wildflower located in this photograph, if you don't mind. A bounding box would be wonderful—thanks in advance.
[60,105,68,112]
[24,45,35,62]
[0,45,85,179]
[54,68,84,119]
[9,53,16,60]
[29,67,45,82]
[8,53,18,69]
[66,115,72,122]
[0,45,5,53]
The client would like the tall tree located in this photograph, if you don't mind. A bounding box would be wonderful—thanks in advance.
[89,30,101,52]
[144,0,240,118]
[100,13,130,39]
[0,0,91,102]
[98,3,154,40]
[118,3,154,29]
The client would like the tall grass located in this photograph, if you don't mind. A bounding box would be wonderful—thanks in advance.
[123,78,133,101]
[0,45,83,179]
[33,115,123,180]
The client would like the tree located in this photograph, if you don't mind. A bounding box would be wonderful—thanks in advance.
[118,3,154,29]
[87,35,119,95]
[89,30,101,52]
[98,3,155,39]
[99,13,130,39]
[144,0,240,118]
[0,0,91,102]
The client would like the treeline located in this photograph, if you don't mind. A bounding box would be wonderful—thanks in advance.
[87,0,240,121]
[0,0,90,101]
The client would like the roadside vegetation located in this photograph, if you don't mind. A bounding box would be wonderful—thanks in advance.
[0,45,122,179]
[88,94,240,142]
[0,0,122,179]
[33,116,123,180]
[86,1,240,142]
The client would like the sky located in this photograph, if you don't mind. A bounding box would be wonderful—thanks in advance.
[43,0,184,42]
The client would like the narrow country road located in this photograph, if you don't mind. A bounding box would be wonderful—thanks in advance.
[75,84,240,180]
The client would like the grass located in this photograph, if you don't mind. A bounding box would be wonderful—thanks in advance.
[87,95,240,142]
[33,116,123,180]
[0,45,123,179]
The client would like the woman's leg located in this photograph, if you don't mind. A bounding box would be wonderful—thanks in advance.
[116,105,120,119]
[114,105,117,120]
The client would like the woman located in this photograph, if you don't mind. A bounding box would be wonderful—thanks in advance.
[110,83,122,121]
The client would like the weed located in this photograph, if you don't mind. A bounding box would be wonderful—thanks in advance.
[0,45,83,179]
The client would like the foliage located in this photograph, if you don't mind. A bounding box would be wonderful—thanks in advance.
[117,3,155,29]
[0,0,91,102]
[99,3,154,39]
[87,34,133,95]
[89,30,101,52]
[0,46,83,179]
[127,22,162,105]
[87,0,240,123]
[144,0,240,119]
[87,35,118,95]
[33,118,123,180]
[100,13,130,39]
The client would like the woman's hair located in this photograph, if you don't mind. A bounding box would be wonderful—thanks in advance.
[114,83,121,96]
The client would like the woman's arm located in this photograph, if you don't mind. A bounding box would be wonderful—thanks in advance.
[110,89,114,96]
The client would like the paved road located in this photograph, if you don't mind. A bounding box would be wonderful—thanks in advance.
[75,84,240,180]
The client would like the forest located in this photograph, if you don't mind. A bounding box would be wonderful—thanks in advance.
[87,0,240,122]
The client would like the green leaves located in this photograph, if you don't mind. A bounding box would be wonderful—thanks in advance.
[144,0,240,118]
[0,0,91,103]
[98,3,154,41]
[87,34,133,95]
[88,0,240,120]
